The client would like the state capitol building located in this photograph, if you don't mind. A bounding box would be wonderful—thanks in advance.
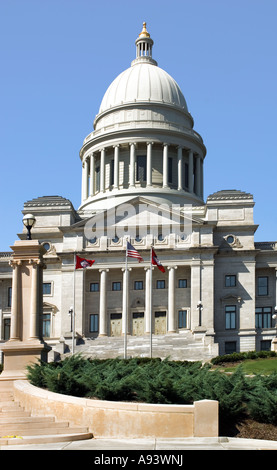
[1,24,277,361]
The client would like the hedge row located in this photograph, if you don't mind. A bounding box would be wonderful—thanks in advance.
[26,355,277,426]
[211,350,277,365]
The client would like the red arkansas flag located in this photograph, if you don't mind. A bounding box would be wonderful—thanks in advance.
[75,255,95,269]
[151,248,165,273]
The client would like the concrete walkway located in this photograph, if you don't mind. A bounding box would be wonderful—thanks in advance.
[1,436,277,450]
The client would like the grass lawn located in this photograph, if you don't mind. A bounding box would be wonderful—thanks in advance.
[218,357,277,375]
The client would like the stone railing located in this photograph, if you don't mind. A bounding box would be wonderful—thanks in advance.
[13,380,218,439]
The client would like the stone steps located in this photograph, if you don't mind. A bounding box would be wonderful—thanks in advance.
[0,389,93,446]
[72,331,215,361]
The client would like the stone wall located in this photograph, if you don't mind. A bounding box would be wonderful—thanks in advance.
[13,380,218,439]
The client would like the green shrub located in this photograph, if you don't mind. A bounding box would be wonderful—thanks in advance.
[25,354,277,427]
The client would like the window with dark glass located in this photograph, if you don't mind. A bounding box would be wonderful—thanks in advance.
[178,279,187,288]
[112,281,121,291]
[43,283,51,295]
[90,314,99,333]
[258,277,268,296]
[168,157,173,184]
[225,275,236,287]
[7,287,12,307]
[136,155,146,182]
[4,318,10,340]
[225,305,236,329]
[96,166,100,192]
[43,314,51,337]
[184,162,189,188]
[178,310,187,328]
[255,307,272,328]
[90,282,99,292]
[134,281,143,290]
[156,280,165,289]
[225,341,237,354]
[110,159,114,186]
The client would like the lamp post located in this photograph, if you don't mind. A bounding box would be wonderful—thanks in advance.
[22,214,36,240]
[197,301,203,327]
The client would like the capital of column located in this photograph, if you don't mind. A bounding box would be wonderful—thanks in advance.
[167,266,178,271]
[99,268,109,273]
[9,260,22,268]
[121,267,133,272]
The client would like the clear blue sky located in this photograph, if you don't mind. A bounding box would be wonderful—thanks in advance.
[0,0,277,251]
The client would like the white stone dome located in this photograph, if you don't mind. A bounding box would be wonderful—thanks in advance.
[99,62,188,114]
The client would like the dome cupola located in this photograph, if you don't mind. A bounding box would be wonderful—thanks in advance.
[79,23,206,213]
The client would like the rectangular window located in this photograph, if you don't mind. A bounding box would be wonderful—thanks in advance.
[136,155,146,182]
[90,282,99,292]
[225,305,236,329]
[3,318,10,340]
[178,279,187,288]
[258,276,268,296]
[255,307,272,328]
[168,157,173,184]
[90,314,99,333]
[225,275,236,287]
[112,281,121,291]
[156,280,165,289]
[42,314,51,337]
[43,283,51,295]
[261,340,271,351]
[225,341,237,354]
[178,310,187,328]
[184,162,189,188]
[96,166,100,192]
[110,159,114,186]
[134,281,143,290]
[7,287,12,307]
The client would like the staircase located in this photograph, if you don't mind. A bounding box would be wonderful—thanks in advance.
[0,389,93,446]
[72,330,217,361]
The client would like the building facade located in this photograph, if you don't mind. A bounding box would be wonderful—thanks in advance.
[1,24,277,360]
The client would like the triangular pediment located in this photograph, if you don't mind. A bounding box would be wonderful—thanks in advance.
[80,196,201,241]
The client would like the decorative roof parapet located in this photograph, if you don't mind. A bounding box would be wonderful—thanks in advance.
[207,190,253,201]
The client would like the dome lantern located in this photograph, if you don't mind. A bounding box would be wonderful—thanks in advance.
[132,22,157,66]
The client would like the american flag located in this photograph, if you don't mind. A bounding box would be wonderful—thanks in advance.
[126,241,143,263]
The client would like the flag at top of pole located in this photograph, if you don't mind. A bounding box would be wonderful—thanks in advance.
[126,241,143,263]
[75,255,95,269]
[151,248,165,273]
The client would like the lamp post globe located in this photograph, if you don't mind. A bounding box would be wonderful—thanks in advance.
[22,213,36,240]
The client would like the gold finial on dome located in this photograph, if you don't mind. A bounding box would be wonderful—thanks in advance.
[139,22,150,38]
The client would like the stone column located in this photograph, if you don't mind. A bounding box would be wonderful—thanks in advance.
[146,142,153,186]
[130,143,136,187]
[0,241,50,387]
[168,266,177,333]
[81,160,88,203]
[83,158,89,200]
[100,148,105,192]
[89,153,95,196]
[188,150,194,193]
[9,260,20,341]
[114,145,119,189]
[99,269,109,336]
[29,260,40,340]
[163,144,169,188]
[177,147,183,191]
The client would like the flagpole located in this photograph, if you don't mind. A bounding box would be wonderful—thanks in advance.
[72,253,76,356]
[124,240,128,359]
[150,245,153,358]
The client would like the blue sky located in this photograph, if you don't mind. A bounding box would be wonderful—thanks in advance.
[0,0,277,251]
